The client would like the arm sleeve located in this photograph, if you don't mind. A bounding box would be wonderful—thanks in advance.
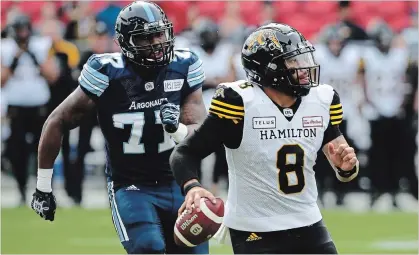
[170,84,244,187]
[321,89,343,147]
[184,51,205,94]
[78,54,110,100]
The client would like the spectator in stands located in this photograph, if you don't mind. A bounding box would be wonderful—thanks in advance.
[218,1,246,45]
[41,19,81,205]
[64,1,95,42]
[260,1,276,26]
[1,14,58,205]
[34,2,65,35]
[336,1,369,41]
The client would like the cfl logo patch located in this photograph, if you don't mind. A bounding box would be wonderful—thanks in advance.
[190,224,203,236]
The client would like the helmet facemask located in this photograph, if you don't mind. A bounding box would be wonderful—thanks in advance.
[265,51,320,97]
[116,20,175,67]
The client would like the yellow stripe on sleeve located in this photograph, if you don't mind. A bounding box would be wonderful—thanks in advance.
[330,104,342,109]
[211,99,244,110]
[209,105,245,116]
[209,110,242,124]
[330,109,343,114]
[331,120,343,125]
[330,115,343,120]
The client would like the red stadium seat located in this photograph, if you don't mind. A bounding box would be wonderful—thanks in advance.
[240,1,262,25]
[196,1,225,21]
[281,14,320,40]
[388,15,410,32]
[16,1,44,17]
[377,1,408,19]
[89,1,109,13]
[304,1,338,15]
[273,1,300,20]
[409,1,418,12]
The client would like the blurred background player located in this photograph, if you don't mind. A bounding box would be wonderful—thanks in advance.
[190,18,235,195]
[314,24,369,207]
[1,14,59,205]
[30,1,209,254]
[362,19,415,209]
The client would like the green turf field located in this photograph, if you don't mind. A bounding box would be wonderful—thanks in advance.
[1,207,417,254]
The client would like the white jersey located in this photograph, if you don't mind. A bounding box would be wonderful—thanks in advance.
[220,81,340,232]
[314,43,364,117]
[1,36,52,106]
[363,46,410,117]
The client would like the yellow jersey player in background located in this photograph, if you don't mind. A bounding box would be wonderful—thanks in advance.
[170,23,359,254]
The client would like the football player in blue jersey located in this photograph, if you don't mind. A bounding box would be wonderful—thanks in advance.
[30,1,210,254]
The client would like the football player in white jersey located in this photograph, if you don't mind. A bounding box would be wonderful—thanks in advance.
[170,23,359,254]
[314,25,367,206]
[362,19,415,207]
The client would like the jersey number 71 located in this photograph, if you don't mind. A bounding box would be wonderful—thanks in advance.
[112,111,175,154]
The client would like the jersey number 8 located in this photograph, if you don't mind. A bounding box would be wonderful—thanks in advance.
[276,144,305,194]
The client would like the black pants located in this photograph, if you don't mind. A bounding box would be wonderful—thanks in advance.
[369,117,417,196]
[229,220,338,254]
[6,105,48,201]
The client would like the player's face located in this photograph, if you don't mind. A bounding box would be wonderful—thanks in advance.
[284,52,318,86]
[15,25,31,43]
[131,30,169,60]
[328,39,343,56]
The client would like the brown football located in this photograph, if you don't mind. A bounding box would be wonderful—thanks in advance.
[174,197,224,247]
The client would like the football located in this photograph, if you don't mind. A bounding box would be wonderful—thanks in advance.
[174,197,224,247]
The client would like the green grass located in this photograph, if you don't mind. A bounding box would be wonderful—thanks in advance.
[1,207,417,254]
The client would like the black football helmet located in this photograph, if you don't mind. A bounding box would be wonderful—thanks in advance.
[8,14,32,44]
[367,19,394,53]
[323,24,349,57]
[195,18,220,52]
[115,1,174,67]
[241,23,320,97]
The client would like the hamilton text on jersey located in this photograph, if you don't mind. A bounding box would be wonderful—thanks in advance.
[259,128,317,140]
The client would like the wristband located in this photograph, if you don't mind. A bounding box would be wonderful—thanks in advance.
[170,123,188,143]
[183,181,202,196]
[37,168,53,193]
[337,161,359,178]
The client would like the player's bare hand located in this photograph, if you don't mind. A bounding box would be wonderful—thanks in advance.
[327,142,358,171]
[179,187,216,216]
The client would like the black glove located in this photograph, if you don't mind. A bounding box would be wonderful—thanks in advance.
[31,189,57,222]
[160,99,180,133]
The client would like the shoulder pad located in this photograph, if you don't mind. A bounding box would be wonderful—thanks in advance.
[311,84,335,105]
[174,48,196,63]
[224,80,255,104]
[209,83,245,123]
[86,54,105,71]
[78,54,114,98]
[174,49,205,88]
[87,53,124,71]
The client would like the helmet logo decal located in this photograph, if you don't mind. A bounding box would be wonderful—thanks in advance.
[247,30,283,54]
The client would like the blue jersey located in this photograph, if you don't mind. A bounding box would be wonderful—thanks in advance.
[78,49,205,185]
